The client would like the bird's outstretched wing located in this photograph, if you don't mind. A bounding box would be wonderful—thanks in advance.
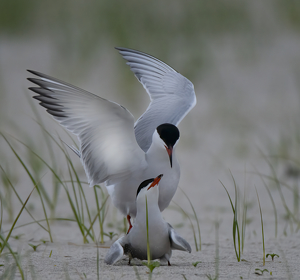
[104,237,125,265]
[28,70,145,187]
[168,223,192,253]
[116,47,196,152]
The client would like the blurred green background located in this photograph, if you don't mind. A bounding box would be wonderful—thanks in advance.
[1,0,300,79]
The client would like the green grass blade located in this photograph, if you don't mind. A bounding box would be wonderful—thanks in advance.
[84,195,109,241]
[255,186,265,266]
[1,133,53,242]
[78,182,95,240]
[4,218,76,232]
[219,180,235,212]
[0,164,48,232]
[4,138,87,240]
[0,186,35,254]
[26,95,56,166]
[30,122,82,218]
[59,137,95,241]
[49,134,88,242]
[0,234,24,280]
[257,170,278,238]
[230,173,241,262]
[26,104,59,216]
[94,186,104,243]
[172,201,198,251]
[65,158,82,224]
[259,151,300,227]
[30,122,92,241]
[241,185,247,254]
[145,195,151,264]
[179,188,201,250]
[3,133,90,242]
[57,138,82,214]
[219,180,240,261]
[0,195,3,233]
[248,170,299,197]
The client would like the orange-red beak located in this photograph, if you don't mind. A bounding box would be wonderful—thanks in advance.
[165,145,173,168]
[147,174,163,190]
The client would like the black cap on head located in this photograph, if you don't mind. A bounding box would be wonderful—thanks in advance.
[136,178,154,197]
[156,123,180,148]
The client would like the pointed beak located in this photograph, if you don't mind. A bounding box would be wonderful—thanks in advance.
[147,174,163,190]
[165,145,173,168]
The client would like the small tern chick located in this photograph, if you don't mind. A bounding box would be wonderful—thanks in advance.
[104,175,191,265]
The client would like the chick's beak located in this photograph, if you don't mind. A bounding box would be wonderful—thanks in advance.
[165,145,173,168]
[147,174,163,190]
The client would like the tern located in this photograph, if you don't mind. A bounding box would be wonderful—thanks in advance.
[27,48,196,230]
[104,174,191,265]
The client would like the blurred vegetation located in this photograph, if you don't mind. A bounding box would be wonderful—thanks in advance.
[1,0,299,80]
[1,1,300,70]
[0,2,271,77]
[1,1,251,37]
[276,0,300,30]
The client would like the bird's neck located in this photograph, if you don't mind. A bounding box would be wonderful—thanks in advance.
[146,141,176,165]
[135,192,161,222]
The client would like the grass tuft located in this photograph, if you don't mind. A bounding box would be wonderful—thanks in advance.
[0,234,24,280]
[1,133,53,242]
[255,186,265,266]
[255,168,278,238]
[220,174,241,262]
[266,253,279,261]
[28,243,41,251]
[192,261,201,267]
[172,201,200,252]
[0,186,36,255]
[179,188,201,250]
[254,268,269,275]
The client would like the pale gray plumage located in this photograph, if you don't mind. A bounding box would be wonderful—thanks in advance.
[104,176,191,265]
[104,239,125,265]
[116,47,196,152]
[168,223,191,252]
[28,70,145,188]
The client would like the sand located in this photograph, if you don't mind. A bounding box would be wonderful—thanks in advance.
[1,218,300,279]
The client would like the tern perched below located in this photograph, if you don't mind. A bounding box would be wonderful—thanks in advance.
[27,48,196,230]
[104,175,191,265]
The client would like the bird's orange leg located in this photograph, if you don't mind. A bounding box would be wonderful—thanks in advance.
[127,215,133,234]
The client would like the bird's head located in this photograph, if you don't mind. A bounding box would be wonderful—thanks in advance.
[152,123,180,168]
[136,174,163,199]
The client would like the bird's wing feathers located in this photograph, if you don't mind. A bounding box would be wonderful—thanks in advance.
[28,70,145,187]
[104,237,126,265]
[116,47,196,152]
[168,223,191,253]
